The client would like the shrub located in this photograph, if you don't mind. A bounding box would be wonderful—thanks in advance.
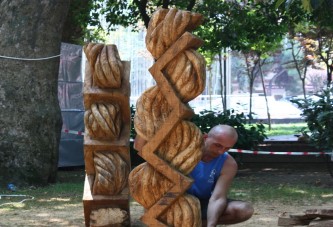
[291,86,333,152]
[191,109,267,150]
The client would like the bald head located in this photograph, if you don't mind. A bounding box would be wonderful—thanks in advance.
[208,124,238,143]
[202,124,238,159]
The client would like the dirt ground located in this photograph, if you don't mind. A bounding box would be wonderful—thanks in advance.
[1,166,332,227]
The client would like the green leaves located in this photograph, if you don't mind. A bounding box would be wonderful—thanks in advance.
[291,86,333,152]
[190,109,267,149]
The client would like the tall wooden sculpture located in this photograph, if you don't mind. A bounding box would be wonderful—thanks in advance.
[129,8,206,226]
[82,44,131,226]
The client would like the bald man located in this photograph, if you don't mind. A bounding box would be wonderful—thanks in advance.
[133,124,253,226]
[188,124,253,226]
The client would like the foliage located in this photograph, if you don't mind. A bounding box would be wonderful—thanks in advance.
[264,123,307,136]
[227,2,284,53]
[291,86,333,152]
[190,109,267,150]
[194,0,292,63]
[130,105,137,139]
[275,0,312,12]
[281,0,333,86]
[95,0,196,30]
[62,0,98,44]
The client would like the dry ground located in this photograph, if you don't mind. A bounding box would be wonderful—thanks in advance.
[1,166,332,227]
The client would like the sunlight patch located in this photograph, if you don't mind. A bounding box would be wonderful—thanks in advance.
[0,203,25,208]
[38,198,70,202]
[37,213,50,217]
[258,217,275,221]
[290,189,306,194]
[235,192,248,197]
[322,194,333,198]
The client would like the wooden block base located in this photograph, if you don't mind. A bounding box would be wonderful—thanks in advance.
[83,174,130,227]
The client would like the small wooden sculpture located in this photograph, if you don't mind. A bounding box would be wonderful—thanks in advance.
[129,8,206,226]
[82,43,131,226]
[84,43,123,88]
[84,102,122,140]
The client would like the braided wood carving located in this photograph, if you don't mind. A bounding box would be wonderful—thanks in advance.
[82,43,131,226]
[129,8,206,226]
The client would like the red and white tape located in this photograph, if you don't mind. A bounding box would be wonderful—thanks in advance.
[62,129,85,136]
[60,129,331,157]
[229,148,329,156]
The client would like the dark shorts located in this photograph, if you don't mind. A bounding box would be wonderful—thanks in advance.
[199,198,233,220]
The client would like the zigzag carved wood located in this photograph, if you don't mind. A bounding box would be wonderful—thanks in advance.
[129,8,206,227]
[138,33,203,226]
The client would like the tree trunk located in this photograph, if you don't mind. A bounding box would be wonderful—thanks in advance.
[0,0,69,186]
[259,59,271,129]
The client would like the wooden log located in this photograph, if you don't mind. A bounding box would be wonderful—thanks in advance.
[305,209,333,219]
[277,212,315,226]
[309,219,333,226]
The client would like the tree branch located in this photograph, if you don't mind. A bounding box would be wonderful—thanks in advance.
[186,0,196,11]
[162,0,170,9]
[134,0,150,28]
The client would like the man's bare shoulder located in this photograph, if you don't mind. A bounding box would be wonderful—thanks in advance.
[222,154,238,175]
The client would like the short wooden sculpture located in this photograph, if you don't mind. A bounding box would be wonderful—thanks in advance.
[82,43,131,226]
[129,8,206,226]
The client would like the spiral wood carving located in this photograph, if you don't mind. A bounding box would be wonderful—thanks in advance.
[146,8,203,59]
[129,163,173,209]
[157,121,203,175]
[84,102,122,140]
[84,43,123,88]
[129,8,206,226]
[82,43,130,226]
[93,151,129,195]
[163,194,201,227]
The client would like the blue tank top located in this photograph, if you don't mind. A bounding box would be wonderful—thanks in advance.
[187,152,228,199]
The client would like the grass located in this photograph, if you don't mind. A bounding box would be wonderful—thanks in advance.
[264,122,307,136]
[229,180,332,205]
[0,170,85,210]
[1,167,331,211]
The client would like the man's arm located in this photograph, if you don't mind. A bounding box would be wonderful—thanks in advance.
[206,154,238,227]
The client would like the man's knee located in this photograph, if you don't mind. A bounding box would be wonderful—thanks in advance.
[237,202,254,221]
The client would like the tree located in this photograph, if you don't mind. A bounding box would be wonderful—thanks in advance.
[0,1,69,185]
[193,0,233,111]
[96,0,196,30]
[213,0,289,122]
[62,0,95,44]
[66,0,327,119]
[276,0,332,12]
[285,35,318,98]
[279,0,333,87]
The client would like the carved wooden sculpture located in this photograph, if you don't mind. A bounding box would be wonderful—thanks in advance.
[129,8,206,226]
[82,43,131,226]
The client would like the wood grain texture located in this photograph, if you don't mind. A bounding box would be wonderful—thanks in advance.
[129,8,205,226]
